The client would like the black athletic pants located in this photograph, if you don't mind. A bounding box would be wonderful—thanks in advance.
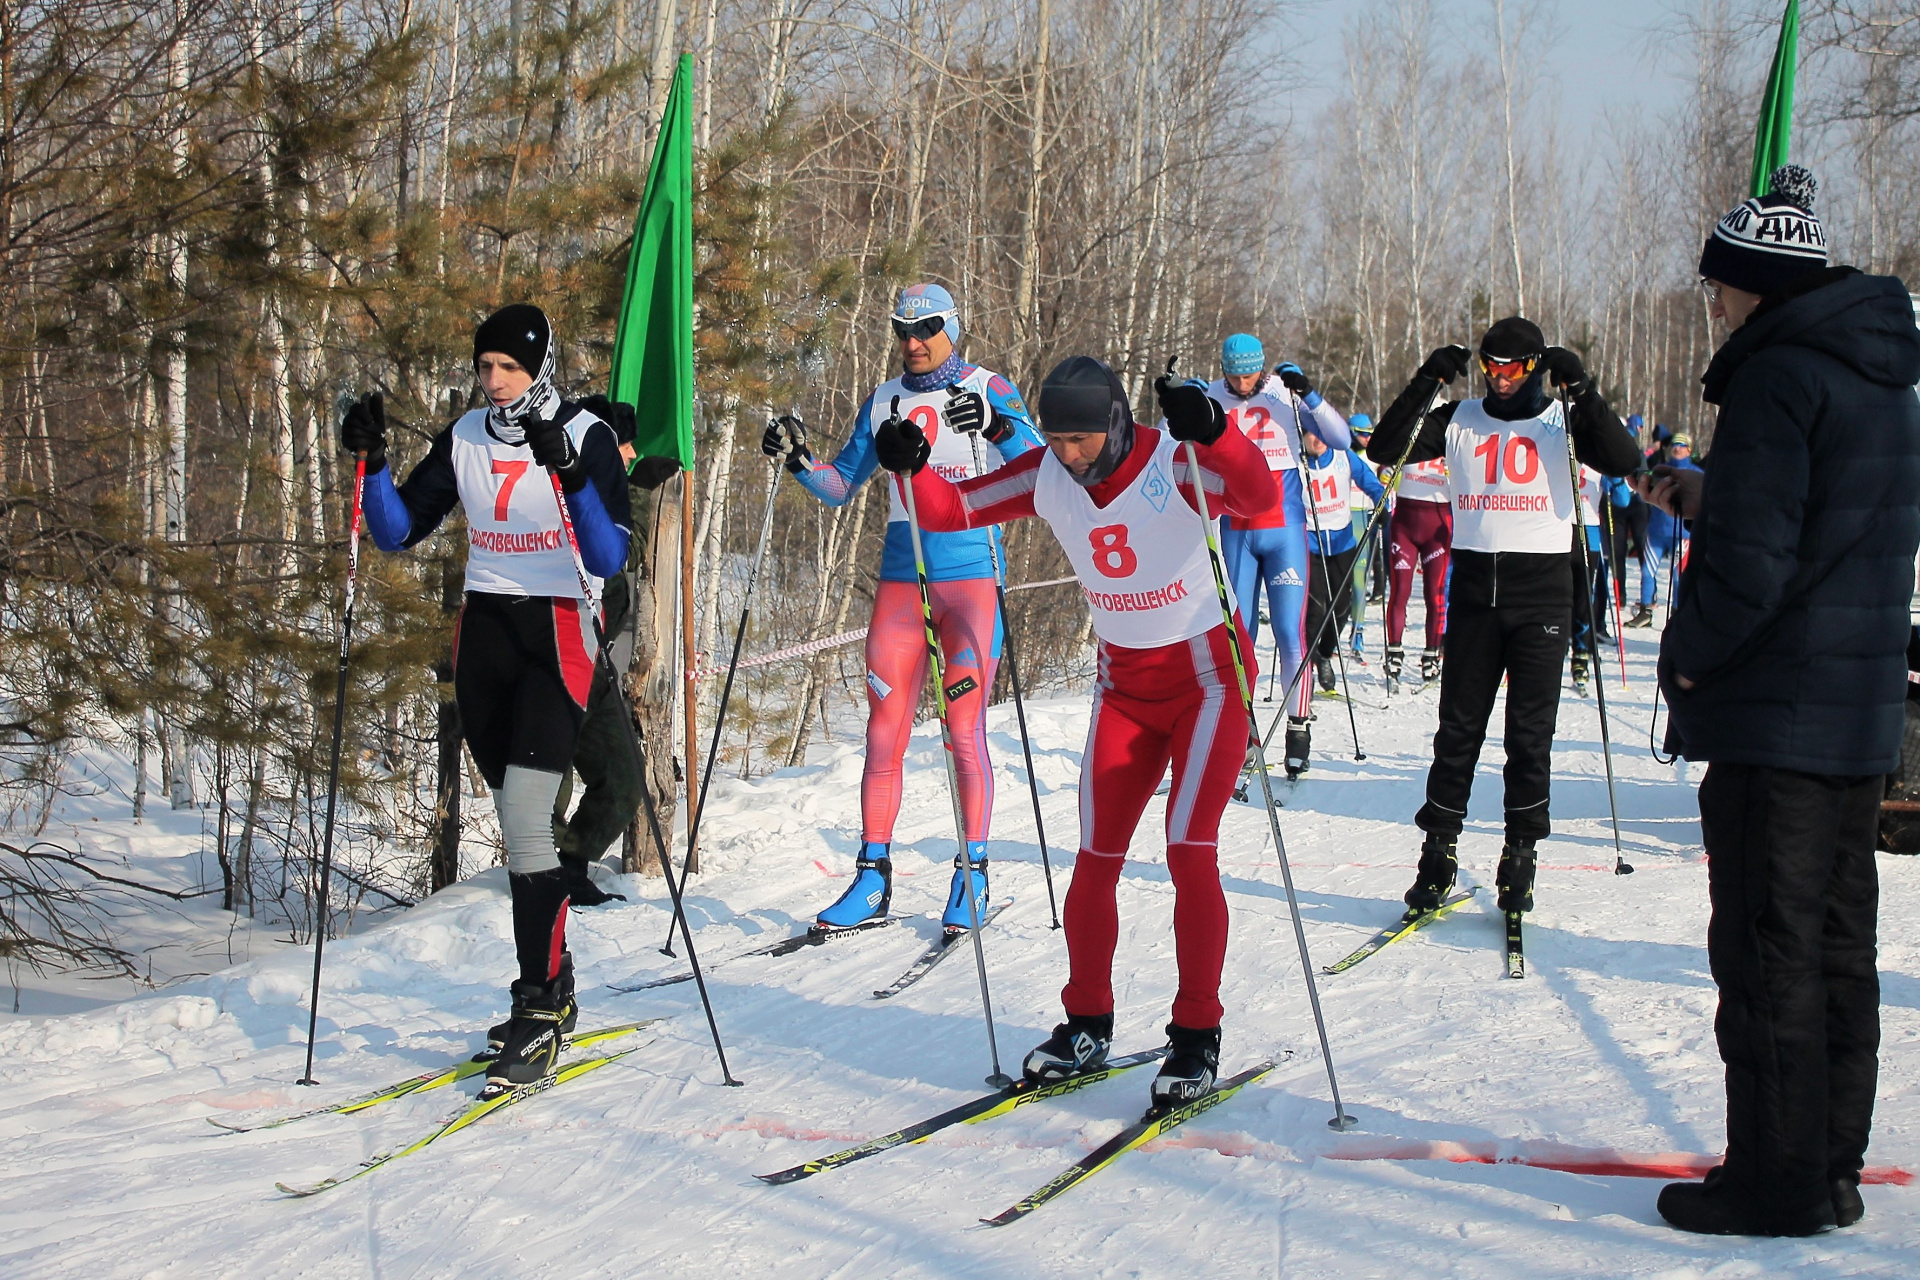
[454,591,593,787]
[557,576,645,862]
[1414,600,1569,842]
[1307,547,1360,661]
[1698,763,1881,1211]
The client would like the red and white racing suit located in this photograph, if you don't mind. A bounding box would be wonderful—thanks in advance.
[901,424,1278,1029]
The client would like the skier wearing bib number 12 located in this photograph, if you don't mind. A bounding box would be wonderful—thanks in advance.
[872,354,1277,1110]
[759,284,1041,936]
[1366,317,1641,919]
[1208,334,1350,776]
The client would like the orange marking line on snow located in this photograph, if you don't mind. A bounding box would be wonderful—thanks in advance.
[1152,1132,1913,1186]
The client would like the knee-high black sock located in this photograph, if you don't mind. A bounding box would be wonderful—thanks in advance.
[508,866,572,987]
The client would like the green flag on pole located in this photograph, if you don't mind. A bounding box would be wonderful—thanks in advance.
[1751,0,1799,197]
[610,53,696,471]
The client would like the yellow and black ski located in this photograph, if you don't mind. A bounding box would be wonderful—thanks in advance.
[1321,889,1476,975]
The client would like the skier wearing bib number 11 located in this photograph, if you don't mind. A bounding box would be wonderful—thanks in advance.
[873,354,1277,1110]
[1208,334,1350,777]
[759,284,1042,936]
[1366,317,1641,920]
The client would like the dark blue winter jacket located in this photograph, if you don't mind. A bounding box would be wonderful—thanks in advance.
[1661,269,1920,774]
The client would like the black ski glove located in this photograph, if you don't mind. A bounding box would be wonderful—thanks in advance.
[1275,362,1314,398]
[946,386,1002,442]
[628,455,680,491]
[339,392,389,474]
[1154,374,1226,446]
[762,414,812,474]
[874,397,931,474]
[524,417,588,493]
[577,393,638,447]
[1418,345,1471,384]
[1542,346,1591,396]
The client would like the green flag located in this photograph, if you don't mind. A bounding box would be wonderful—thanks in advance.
[609,54,695,470]
[1751,0,1799,197]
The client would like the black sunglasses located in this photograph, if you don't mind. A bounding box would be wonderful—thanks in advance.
[890,314,948,341]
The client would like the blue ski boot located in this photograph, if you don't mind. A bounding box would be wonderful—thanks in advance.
[940,842,990,936]
[816,844,891,930]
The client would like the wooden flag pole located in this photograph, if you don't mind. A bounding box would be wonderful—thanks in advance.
[680,470,701,873]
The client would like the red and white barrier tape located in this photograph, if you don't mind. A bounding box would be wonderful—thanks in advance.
[690,574,1078,682]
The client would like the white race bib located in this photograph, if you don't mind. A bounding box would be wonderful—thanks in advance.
[1445,398,1576,554]
[453,407,608,599]
[873,366,1009,522]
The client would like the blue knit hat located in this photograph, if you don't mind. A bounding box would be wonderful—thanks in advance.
[893,283,961,345]
[1221,333,1265,377]
[1348,413,1373,433]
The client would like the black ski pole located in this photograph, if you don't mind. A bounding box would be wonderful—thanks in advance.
[661,453,782,956]
[549,470,743,1085]
[964,422,1060,930]
[298,447,367,1086]
[1557,390,1633,877]
[1163,361,1352,1131]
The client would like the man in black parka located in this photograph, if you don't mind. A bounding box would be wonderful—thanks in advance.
[1650,165,1920,1237]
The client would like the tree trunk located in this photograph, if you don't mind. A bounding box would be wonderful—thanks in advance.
[625,472,682,876]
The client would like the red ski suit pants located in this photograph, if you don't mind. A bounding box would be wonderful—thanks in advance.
[1063,620,1252,1030]
[1388,498,1452,649]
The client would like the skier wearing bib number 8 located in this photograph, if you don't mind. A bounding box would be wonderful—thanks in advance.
[759,284,1041,935]
[1207,334,1350,776]
[873,354,1278,1110]
[342,305,633,1090]
[1366,317,1640,919]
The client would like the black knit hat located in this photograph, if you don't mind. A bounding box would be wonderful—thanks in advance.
[474,304,552,373]
[1037,356,1132,433]
[1478,316,1546,362]
[1699,165,1829,297]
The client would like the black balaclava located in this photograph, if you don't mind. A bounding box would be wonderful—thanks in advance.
[1037,356,1134,488]
[474,304,560,439]
[1477,315,1549,421]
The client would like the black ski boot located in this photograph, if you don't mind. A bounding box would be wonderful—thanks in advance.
[1151,1023,1222,1110]
[1314,656,1337,693]
[1496,840,1538,914]
[485,952,579,1057]
[1420,647,1442,685]
[1022,1012,1114,1084]
[561,854,626,907]
[486,963,578,1090]
[1383,644,1404,693]
[1570,651,1590,696]
[1833,1176,1865,1228]
[1284,717,1312,778]
[1403,833,1458,912]
[1626,604,1655,629]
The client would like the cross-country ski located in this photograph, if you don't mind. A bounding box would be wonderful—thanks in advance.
[1321,890,1478,975]
[872,900,1013,999]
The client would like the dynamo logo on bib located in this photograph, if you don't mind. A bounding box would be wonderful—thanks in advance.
[1140,463,1172,513]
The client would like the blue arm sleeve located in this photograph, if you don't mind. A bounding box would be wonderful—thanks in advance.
[1302,393,1352,450]
[362,466,415,552]
[1351,451,1387,503]
[564,479,628,579]
[985,374,1042,461]
[791,396,879,507]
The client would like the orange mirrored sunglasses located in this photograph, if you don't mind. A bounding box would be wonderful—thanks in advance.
[1478,353,1538,379]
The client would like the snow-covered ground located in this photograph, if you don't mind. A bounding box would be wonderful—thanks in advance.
[3,623,1916,1278]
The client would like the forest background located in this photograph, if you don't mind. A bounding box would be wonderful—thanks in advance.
[1,0,1915,975]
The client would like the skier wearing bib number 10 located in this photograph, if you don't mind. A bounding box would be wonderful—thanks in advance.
[1366,318,1641,923]
[872,354,1277,1110]
[1209,334,1350,777]
[759,284,1042,936]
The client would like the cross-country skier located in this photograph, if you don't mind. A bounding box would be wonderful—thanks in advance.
[1345,415,1382,662]
[1301,426,1386,693]
[1379,448,1452,692]
[873,355,1277,1109]
[1627,433,1699,627]
[340,304,633,1088]
[1209,334,1349,774]
[1571,464,1632,694]
[1366,317,1641,918]
[550,395,680,906]
[759,284,1041,934]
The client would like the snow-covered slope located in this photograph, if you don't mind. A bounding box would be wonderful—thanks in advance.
[2,630,1915,1278]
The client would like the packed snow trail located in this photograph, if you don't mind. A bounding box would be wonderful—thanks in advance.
[2,629,1917,1277]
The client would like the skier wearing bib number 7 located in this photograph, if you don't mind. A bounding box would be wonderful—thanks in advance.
[759,284,1042,935]
[872,354,1278,1110]
[1208,335,1350,777]
[1366,317,1641,918]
